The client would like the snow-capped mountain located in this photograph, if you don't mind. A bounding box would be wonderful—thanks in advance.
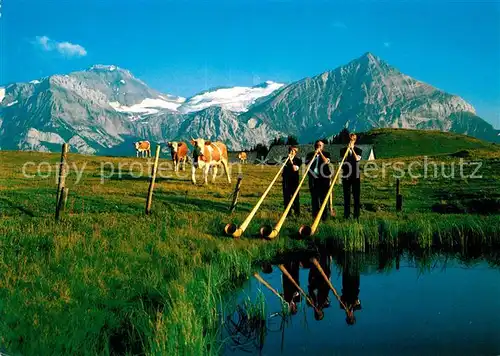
[79,64,186,116]
[178,81,284,113]
[0,65,279,153]
[0,54,498,155]
[109,97,185,117]
[0,65,184,153]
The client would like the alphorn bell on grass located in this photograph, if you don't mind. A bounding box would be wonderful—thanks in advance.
[225,156,292,238]
[299,143,352,237]
[260,150,319,239]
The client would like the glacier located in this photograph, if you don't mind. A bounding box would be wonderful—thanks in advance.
[178,81,284,113]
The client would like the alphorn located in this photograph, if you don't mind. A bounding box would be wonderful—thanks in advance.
[310,258,348,312]
[299,145,353,237]
[260,151,319,239]
[253,272,287,304]
[278,264,321,314]
[225,156,292,238]
[328,172,336,217]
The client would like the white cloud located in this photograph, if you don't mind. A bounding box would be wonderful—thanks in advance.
[37,36,51,50]
[383,42,391,48]
[34,36,87,57]
[332,21,347,29]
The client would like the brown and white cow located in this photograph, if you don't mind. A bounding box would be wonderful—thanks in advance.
[168,141,189,172]
[238,152,248,164]
[190,138,231,184]
[134,141,151,158]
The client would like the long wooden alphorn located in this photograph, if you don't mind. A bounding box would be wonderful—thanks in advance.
[278,264,321,314]
[260,151,319,239]
[225,156,291,238]
[253,272,286,304]
[310,258,348,312]
[299,144,354,237]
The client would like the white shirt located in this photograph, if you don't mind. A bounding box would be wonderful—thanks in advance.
[313,154,330,175]
[349,147,362,162]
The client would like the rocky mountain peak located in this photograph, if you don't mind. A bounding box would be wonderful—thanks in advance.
[88,64,119,72]
[353,52,393,74]
[1,53,497,155]
[87,64,134,79]
[244,52,497,143]
[361,52,380,63]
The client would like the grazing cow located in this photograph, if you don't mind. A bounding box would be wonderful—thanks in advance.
[168,141,189,172]
[135,141,151,158]
[191,138,231,184]
[238,152,248,164]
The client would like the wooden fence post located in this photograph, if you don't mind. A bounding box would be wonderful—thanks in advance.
[56,187,70,217]
[229,176,243,213]
[55,143,69,221]
[61,187,69,212]
[396,179,403,212]
[145,145,161,215]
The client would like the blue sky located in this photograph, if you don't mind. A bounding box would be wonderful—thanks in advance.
[2,0,499,127]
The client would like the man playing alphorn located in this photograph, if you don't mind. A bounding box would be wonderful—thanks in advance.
[282,146,302,217]
[306,140,331,221]
[340,134,363,219]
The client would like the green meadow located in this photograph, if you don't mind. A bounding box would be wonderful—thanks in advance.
[0,129,499,355]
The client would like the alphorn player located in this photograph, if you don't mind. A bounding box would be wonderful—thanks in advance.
[339,252,362,325]
[340,133,363,219]
[281,259,301,315]
[282,146,302,217]
[306,140,331,221]
[307,249,332,321]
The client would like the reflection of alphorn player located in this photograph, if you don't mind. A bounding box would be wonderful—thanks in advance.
[340,134,363,219]
[308,251,332,320]
[282,146,302,217]
[339,254,362,325]
[261,262,273,275]
[282,260,301,315]
[306,140,331,221]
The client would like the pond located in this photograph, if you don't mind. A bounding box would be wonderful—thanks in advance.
[223,248,500,356]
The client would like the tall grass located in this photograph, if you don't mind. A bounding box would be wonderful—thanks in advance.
[314,214,500,251]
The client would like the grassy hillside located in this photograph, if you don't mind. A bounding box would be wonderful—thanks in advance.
[0,149,499,354]
[359,128,499,158]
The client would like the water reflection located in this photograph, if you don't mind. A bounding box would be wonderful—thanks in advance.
[223,245,500,355]
[307,250,332,321]
[282,259,301,315]
[224,302,267,353]
[338,252,362,326]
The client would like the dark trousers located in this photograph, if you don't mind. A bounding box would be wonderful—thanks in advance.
[342,178,361,218]
[283,181,300,215]
[309,177,330,221]
[283,260,301,303]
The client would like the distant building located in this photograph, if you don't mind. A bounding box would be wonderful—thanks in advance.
[265,144,376,164]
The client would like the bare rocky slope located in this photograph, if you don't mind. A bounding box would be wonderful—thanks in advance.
[242,53,498,143]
